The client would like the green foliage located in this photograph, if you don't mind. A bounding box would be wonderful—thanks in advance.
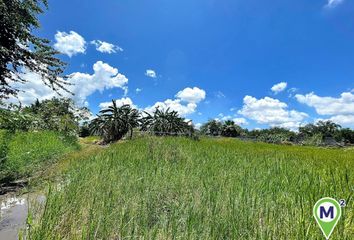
[0,0,67,99]
[301,133,324,146]
[299,120,341,138]
[200,120,244,138]
[90,101,140,143]
[141,107,193,137]
[200,119,223,136]
[248,127,296,144]
[221,120,242,137]
[0,108,39,132]
[23,137,354,239]
[23,98,81,136]
[79,136,101,145]
[0,131,78,183]
[243,123,354,146]
[297,121,350,146]
[0,130,11,162]
[1,98,84,136]
[336,128,354,144]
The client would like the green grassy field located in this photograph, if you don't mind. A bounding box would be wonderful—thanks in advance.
[0,130,79,183]
[24,137,354,239]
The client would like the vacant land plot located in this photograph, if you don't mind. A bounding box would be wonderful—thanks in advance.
[24,137,354,239]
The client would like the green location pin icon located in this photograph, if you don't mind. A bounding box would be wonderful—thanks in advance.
[313,197,342,239]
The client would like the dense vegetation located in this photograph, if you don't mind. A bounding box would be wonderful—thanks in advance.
[1,98,89,136]
[140,107,194,137]
[90,101,140,143]
[23,137,354,239]
[201,119,354,146]
[90,104,195,143]
[0,130,78,184]
[0,98,86,184]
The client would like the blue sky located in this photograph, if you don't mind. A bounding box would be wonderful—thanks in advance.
[11,0,354,129]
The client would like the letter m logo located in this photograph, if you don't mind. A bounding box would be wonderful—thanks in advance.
[320,206,334,219]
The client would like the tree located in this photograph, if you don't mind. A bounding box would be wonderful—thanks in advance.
[140,107,191,136]
[245,127,296,144]
[90,101,140,143]
[299,123,318,136]
[125,106,140,139]
[0,0,67,99]
[200,120,222,136]
[79,121,91,138]
[23,98,80,133]
[0,98,85,135]
[316,120,341,137]
[337,128,354,144]
[0,107,37,132]
[299,121,341,138]
[221,120,242,137]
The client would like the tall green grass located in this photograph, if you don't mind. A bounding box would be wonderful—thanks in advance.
[0,130,79,183]
[25,137,354,239]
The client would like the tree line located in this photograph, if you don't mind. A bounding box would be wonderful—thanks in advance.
[0,98,195,143]
[1,98,354,146]
[200,119,354,146]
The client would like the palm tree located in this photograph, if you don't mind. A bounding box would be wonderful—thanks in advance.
[125,107,140,139]
[141,107,191,136]
[221,120,242,137]
[90,101,140,143]
[299,120,341,138]
[316,120,341,137]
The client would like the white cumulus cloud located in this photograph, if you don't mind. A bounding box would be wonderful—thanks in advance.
[144,87,206,117]
[325,115,354,127]
[238,95,308,130]
[91,40,123,54]
[145,99,197,117]
[233,118,248,126]
[271,82,287,94]
[7,61,128,107]
[175,87,206,103]
[295,91,354,128]
[54,31,86,57]
[6,70,57,105]
[216,114,248,126]
[67,61,128,106]
[295,92,354,115]
[99,97,136,109]
[145,69,157,78]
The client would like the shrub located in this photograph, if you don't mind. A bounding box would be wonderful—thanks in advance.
[79,122,91,137]
[221,120,242,137]
[0,130,11,163]
[0,109,39,132]
[302,133,324,146]
[200,120,223,136]
[337,128,354,144]
[0,131,79,183]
